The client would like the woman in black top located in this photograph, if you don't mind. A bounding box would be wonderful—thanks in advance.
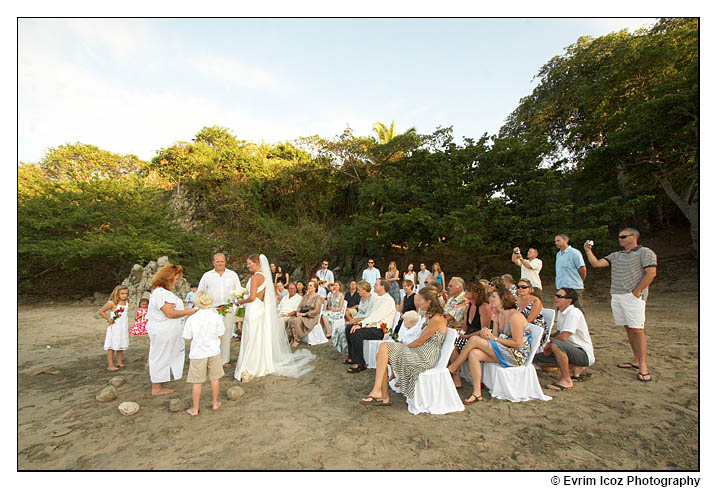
[393,280,417,335]
[344,280,361,308]
[274,265,289,286]
[449,281,492,388]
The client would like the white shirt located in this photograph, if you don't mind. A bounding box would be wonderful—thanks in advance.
[147,288,183,323]
[556,305,595,366]
[182,309,225,359]
[315,268,334,284]
[515,257,543,290]
[361,293,396,329]
[198,269,242,307]
[318,287,327,299]
[361,267,381,285]
[277,289,289,300]
[398,322,422,345]
[278,293,302,316]
[417,269,432,288]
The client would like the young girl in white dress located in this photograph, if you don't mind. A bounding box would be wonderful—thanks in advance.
[98,285,130,371]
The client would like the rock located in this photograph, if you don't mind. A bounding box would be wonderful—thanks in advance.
[96,385,118,402]
[109,376,126,388]
[93,292,108,305]
[120,257,190,310]
[118,401,139,416]
[157,256,169,267]
[168,398,189,412]
[227,386,245,400]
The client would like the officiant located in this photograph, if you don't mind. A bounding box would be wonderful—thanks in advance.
[198,253,242,368]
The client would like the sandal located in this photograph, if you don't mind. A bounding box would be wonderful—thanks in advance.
[360,396,381,404]
[617,362,639,370]
[342,359,353,365]
[571,372,593,381]
[463,393,483,404]
[546,383,573,391]
[346,364,366,373]
[637,372,652,382]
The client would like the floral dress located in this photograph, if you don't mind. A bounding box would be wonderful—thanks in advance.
[489,320,532,368]
[129,306,148,335]
[322,293,345,322]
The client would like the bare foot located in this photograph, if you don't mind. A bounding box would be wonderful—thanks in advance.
[223,363,231,368]
[151,388,175,396]
[212,401,222,411]
[447,364,459,375]
[290,341,299,348]
[117,363,125,368]
[107,366,119,371]
[186,408,199,416]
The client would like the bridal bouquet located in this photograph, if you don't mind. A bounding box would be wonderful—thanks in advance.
[231,287,248,318]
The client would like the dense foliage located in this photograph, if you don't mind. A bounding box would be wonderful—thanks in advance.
[18,19,697,296]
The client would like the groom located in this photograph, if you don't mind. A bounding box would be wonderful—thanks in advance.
[198,253,242,368]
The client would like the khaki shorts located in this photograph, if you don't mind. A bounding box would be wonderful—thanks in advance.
[187,355,224,383]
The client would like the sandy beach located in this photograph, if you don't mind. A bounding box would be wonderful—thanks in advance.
[18,261,698,470]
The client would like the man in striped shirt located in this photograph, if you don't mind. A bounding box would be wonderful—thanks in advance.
[584,228,657,382]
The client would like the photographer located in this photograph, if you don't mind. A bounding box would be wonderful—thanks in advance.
[511,246,543,299]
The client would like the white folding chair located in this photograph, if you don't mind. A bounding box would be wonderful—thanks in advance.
[389,328,465,415]
[481,324,552,402]
[302,304,328,346]
[542,308,555,342]
[364,311,402,369]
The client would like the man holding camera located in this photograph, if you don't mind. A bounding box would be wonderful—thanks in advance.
[584,228,657,382]
[512,246,543,298]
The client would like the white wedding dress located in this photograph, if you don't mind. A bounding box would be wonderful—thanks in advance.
[234,254,315,382]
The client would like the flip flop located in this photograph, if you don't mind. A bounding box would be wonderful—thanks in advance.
[346,365,366,373]
[342,359,353,365]
[571,372,593,381]
[546,383,574,391]
[360,396,380,404]
[463,393,483,404]
[637,372,652,382]
[617,362,639,370]
[371,399,392,406]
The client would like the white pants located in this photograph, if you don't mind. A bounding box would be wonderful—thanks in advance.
[220,312,236,364]
[611,293,646,329]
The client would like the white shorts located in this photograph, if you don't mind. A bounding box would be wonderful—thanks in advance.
[611,293,646,329]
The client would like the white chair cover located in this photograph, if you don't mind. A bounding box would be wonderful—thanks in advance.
[302,303,328,346]
[364,311,402,368]
[390,328,465,415]
[480,324,552,402]
[542,308,555,342]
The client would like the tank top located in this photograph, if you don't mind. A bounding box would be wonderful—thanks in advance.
[464,303,483,334]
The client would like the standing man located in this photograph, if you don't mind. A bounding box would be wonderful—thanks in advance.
[316,260,335,285]
[417,263,431,292]
[555,234,586,297]
[512,247,543,298]
[584,228,657,382]
[198,253,241,368]
[361,259,381,285]
[344,279,396,373]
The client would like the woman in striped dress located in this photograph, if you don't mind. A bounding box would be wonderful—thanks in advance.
[360,286,447,406]
[447,287,532,404]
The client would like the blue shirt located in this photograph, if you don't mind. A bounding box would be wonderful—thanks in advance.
[555,246,585,289]
[184,291,196,308]
[361,267,381,286]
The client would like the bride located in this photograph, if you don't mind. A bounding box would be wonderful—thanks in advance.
[234,254,315,382]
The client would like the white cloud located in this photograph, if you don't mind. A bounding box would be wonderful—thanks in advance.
[191,54,289,91]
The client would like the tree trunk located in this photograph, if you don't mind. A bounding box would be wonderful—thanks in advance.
[658,177,698,252]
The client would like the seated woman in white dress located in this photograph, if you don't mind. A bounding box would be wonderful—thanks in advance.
[146,264,198,396]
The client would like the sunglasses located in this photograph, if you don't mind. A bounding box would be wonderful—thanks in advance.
[368,262,374,264]
[554,294,567,299]
[489,283,495,287]
[618,234,633,239]
[516,285,530,289]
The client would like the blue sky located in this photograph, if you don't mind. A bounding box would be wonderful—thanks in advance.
[18,18,657,163]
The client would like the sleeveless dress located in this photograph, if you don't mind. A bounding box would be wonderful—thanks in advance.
[129,306,148,335]
[403,272,416,289]
[147,288,185,383]
[322,293,345,321]
[387,328,445,399]
[434,273,444,290]
[388,271,401,305]
[518,300,548,345]
[454,302,484,352]
[489,319,532,368]
[235,273,273,382]
[104,303,129,350]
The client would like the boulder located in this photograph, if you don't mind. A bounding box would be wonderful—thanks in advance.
[118,401,139,416]
[227,386,245,400]
[121,257,190,310]
[157,256,169,267]
[109,376,126,388]
[168,398,189,412]
[96,385,118,402]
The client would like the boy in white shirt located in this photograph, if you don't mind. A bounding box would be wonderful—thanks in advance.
[182,290,225,416]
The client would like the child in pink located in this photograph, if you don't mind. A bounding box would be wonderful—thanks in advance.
[130,298,149,335]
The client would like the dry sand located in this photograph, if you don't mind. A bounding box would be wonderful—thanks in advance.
[18,270,698,470]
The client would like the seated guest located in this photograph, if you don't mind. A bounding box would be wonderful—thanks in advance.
[334,280,374,360]
[449,281,491,388]
[345,279,396,373]
[502,274,517,297]
[295,281,306,297]
[317,279,329,301]
[516,278,548,345]
[320,281,344,338]
[448,287,532,404]
[278,283,302,327]
[535,288,595,391]
[275,281,289,303]
[397,310,422,345]
[286,279,323,348]
[344,280,361,320]
[444,277,467,328]
[360,286,448,406]
[394,280,417,335]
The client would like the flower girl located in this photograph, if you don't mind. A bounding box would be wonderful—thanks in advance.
[98,285,130,371]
